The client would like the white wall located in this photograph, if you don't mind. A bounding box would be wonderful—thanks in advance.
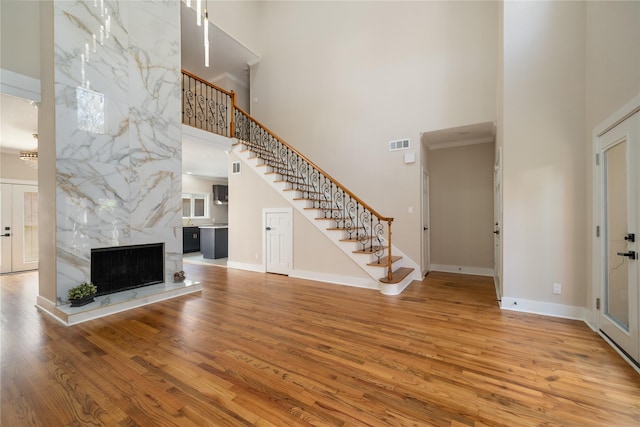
[0,0,41,79]
[212,73,250,112]
[429,142,494,272]
[0,152,38,182]
[208,1,261,56]
[502,1,587,310]
[248,1,499,267]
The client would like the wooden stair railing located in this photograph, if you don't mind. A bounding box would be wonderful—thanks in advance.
[233,106,401,283]
[181,70,410,284]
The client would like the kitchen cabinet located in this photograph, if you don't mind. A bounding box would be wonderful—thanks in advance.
[183,227,200,253]
[200,226,228,259]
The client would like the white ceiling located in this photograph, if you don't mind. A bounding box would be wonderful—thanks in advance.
[0,2,258,179]
[0,93,39,153]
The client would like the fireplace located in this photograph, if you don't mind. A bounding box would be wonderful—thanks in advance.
[91,243,164,296]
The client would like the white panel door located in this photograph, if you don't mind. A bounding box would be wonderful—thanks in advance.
[0,184,39,273]
[265,210,292,275]
[597,111,639,364]
[0,184,11,273]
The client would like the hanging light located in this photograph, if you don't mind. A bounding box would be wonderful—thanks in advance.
[19,151,38,161]
[196,0,201,26]
[204,9,209,67]
[20,133,38,168]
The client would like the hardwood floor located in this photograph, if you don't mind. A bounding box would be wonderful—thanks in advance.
[1,267,639,426]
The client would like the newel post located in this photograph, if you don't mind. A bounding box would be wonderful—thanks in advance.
[230,90,236,138]
[387,220,393,281]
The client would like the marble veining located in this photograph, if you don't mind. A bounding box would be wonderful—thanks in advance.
[54,0,182,304]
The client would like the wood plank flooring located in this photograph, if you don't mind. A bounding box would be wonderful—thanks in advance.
[1,267,639,426]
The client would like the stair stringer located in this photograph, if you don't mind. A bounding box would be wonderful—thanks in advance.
[233,141,421,295]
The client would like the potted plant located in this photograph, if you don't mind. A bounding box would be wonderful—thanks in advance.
[68,282,97,307]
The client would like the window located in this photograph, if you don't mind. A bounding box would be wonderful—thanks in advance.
[182,193,209,219]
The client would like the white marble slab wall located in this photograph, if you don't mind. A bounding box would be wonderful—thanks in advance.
[53,0,182,303]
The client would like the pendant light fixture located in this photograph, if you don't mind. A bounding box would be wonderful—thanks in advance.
[204,7,209,67]
[185,0,210,67]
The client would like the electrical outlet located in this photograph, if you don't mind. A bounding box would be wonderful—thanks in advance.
[553,283,562,294]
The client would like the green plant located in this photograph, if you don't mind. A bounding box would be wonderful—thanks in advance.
[68,282,97,300]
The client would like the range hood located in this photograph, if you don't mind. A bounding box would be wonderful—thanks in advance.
[213,184,228,204]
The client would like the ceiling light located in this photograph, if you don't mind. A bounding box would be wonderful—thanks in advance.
[20,133,38,168]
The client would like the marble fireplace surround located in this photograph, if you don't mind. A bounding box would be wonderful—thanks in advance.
[35,1,202,325]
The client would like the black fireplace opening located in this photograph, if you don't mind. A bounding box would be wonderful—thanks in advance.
[91,243,164,296]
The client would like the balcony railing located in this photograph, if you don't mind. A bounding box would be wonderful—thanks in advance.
[182,70,235,137]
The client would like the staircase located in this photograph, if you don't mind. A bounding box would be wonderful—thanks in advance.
[182,70,418,295]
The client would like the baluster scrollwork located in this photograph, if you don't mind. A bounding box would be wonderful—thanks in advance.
[181,70,233,137]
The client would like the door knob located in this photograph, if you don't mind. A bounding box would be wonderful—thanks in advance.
[1,233,10,237]
[493,230,500,235]
[265,227,272,231]
[624,233,635,242]
[617,250,637,259]
[423,227,428,231]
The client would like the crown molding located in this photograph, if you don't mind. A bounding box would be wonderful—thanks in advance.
[428,136,494,151]
[0,68,40,101]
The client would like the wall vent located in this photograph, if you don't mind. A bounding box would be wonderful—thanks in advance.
[232,161,241,174]
[389,138,410,151]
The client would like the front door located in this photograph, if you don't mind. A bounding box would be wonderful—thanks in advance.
[597,111,639,364]
[0,183,39,273]
[265,209,292,275]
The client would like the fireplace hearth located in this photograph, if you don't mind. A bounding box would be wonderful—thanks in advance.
[91,243,164,296]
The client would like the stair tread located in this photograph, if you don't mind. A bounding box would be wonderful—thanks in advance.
[353,246,387,254]
[379,267,414,284]
[293,197,331,201]
[326,227,365,231]
[275,179,309,184]
[367,255,402,267]
[281,184,316,188]
[282,188,323,195]
[340,236,379,242]
[248,156,284,163]
[315,216,352,220]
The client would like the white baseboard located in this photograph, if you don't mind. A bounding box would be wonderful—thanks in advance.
[380,276,416,296]
[290,269,379,290]
[226,261,265,273]
[430,264,494,277]
[500,296,586,321]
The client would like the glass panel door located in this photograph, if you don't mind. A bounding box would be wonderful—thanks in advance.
[598,111,639,364]
[604,141,629,330]
[11,185,39,272]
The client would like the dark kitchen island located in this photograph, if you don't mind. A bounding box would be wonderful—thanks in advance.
[199,225,228,259]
